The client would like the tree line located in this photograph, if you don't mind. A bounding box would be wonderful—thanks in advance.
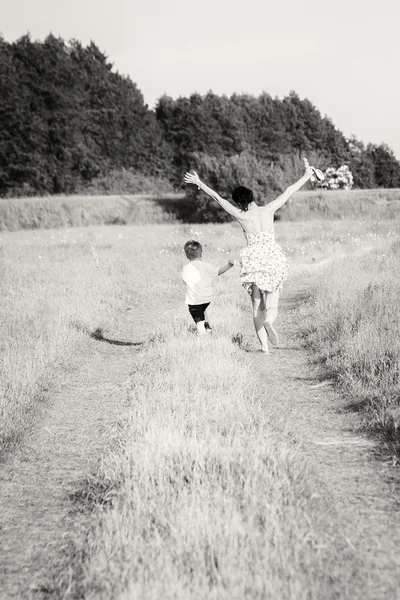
[1,34,399,197]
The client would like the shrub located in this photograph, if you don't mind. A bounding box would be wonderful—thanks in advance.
[184,151,286,222]
[183,151,336,222]
[319,165,354,190]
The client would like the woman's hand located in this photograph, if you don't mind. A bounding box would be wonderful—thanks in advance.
[183,173,243,219]
[302,157,325,182]
[184,171,201,187]
[302,158,314,178]
[305,166,314,178]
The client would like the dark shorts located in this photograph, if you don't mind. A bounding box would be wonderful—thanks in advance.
[188,303,210,323]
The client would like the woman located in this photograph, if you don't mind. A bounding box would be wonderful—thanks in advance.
[184,161,317,354]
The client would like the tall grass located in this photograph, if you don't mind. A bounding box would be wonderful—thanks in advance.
[1,188,400,231]
[76,323,350,600]
[0,223,245,454]
[0,225,181,453]
[2,219,398,455]
[4,219,397,596]
[279,188,400,221]
[0,194,181,231]
[0,235,118,452]
[296,237,400,452]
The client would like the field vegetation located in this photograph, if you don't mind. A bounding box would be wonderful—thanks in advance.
[0,228,126,453]
[1,187,400,231]
[2,218,398,456]
[1,215,399,596]
[296,235,400,455]
[0,193,179,231]
[78,322,349,599]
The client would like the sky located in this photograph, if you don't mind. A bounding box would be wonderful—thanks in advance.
[1,0,399,157]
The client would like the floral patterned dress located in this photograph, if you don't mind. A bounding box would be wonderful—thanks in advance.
[240,229,289,294]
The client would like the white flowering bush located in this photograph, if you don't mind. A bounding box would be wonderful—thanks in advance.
[319,165,354,190]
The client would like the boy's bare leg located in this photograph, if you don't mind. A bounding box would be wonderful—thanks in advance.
[204,308,212,331]
[251,284,269,353]
[263,290,279,346]
[196,321,206,336]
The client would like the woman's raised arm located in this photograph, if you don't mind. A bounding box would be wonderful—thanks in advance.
[267,166,314,213]
[184,171,242,219]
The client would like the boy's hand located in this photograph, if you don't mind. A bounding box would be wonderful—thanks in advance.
[218,260,237,276]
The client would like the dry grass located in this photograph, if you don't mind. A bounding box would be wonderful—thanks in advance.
[0,225,179,454]
[0,231,122,452]
[2,218,398,597]
[2,218,397,455]
[78,313,347,600]
[0,194,181,231]
[295,230,400,454]
[279,188,400,221]
[0,223,243,455]
[51,221,398,599]
[1,188,400,231]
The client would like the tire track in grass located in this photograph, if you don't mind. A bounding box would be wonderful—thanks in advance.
[238,266,400,600]
[1,249,399,599]
[0,306,158,599]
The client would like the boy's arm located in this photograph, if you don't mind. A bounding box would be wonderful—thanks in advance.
[218,260,234,276]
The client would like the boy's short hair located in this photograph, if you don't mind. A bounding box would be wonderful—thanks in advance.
[184,239,202,259]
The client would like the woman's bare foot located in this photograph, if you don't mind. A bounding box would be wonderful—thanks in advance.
[257,347,269,355]
[264,322,278,346]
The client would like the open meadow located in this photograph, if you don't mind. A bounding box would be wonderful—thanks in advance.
[1,188,400,230]
[1,193,400,598]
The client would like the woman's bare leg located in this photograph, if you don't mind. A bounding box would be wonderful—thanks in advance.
[204,308,212,331]
[251,284,269,353]
[196,320,206,335]
[263,290,280,345]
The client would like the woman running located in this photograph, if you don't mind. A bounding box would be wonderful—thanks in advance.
[184,160,318,354]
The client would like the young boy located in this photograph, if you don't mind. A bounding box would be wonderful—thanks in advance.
[182,240,234,335]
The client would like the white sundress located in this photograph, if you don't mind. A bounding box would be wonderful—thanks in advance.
[240,229,289,294]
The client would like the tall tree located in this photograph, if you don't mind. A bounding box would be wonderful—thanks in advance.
[370,143,400,188]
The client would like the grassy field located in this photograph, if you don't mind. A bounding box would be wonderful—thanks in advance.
[79,323,347,600]
[296,235,400,455]
[0,225,182,454]
[0,194,178,231]
[280,187,400,221]
[1,217,399,596]
[1,188,400,230]
[1,218,398,455]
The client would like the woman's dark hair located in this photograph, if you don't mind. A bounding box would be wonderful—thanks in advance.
[232,186,254,212]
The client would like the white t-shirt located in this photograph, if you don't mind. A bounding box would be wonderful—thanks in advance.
[182,260,219,305]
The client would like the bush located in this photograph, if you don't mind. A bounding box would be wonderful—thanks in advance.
[319,165,354,190]
[183,151,335,222]
[184,151,287,222]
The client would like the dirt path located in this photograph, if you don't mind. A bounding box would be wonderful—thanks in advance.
[1,264,399,599]
[239,266,400,600]
[0,310,150,599]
